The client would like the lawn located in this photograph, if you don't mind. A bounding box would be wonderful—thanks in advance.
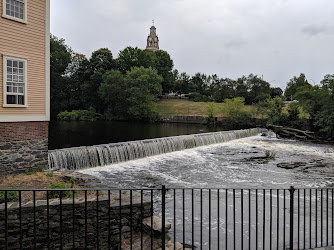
[154,99,256,117]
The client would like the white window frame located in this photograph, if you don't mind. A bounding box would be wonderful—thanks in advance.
[2,0,27,24]
[3,55,28,108]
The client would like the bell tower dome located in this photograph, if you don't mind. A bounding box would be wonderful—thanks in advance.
[146,21,159,51]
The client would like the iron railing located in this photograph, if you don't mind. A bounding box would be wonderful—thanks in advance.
[0,186,334,249]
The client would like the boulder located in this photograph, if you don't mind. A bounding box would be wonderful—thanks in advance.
[142,216,172,234]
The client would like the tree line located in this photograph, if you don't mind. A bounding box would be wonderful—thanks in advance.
[51,35,172,121]
[51,34,334,139]
[50,35,282,119]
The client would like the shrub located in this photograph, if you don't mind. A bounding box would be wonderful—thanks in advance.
[287,103,303,128]
[255,93,271,103]
[222,97,255,129]
[205,102,217,125]
[46,172,54,178]
[206,103,216,118]
[69,177,75,186]
[265,151,276,159]
[0,188,19,203]
[57,108,99,121]
[48,182,73,199]
[188,92,210,102]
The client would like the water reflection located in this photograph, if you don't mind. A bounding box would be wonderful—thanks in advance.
[49,121,220,150]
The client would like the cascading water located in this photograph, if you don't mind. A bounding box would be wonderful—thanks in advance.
[48,128,261,170]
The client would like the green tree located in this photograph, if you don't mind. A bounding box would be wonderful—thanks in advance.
[99,67,163,121]
[191,73,210,96]
[90,48,115,73]
[286,103,302,127]
[50,34,72,119]
[321,74,334,90]
[175,72,195,94]
[246,74,271,104]
[81,48,116,112]
[270,87,283,98]
[284,73,311,101]
[124,67,163,121]
[235,76,250,103]
[265,96,288,126]
[293,84,319,118]
[98,70,127,119]
[206,103,216,118]
[295,74,334,138]
[117,47,151,74]
[221,97,254,129]
[116,47,174,94]
[313,96,334,139]
[210,78,237,102]
[154,50,174,94]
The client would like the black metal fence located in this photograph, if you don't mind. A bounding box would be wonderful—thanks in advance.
[0,186,334,249]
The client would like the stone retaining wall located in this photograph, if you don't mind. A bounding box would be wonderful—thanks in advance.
[0,139,48,176]
[0,191,151,249]
[159,115,312,131]
[0,122,49,176]
[159,115,207,124]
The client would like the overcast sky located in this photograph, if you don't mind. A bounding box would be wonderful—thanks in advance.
[51,0,334,89]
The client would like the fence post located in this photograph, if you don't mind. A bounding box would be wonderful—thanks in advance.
[289,186,295,250]
[162,185,166,250]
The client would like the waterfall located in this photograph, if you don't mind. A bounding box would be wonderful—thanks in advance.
[48,128,261,171]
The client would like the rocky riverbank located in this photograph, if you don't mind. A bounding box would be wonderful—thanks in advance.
[277,158,334,178]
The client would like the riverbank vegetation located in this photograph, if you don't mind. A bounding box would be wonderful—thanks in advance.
[0,170,91,202]
[51,34,334,139]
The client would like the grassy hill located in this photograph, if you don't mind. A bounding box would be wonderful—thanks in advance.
[154,99,256,117]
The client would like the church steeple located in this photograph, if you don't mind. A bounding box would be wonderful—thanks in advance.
[146,20,159,51]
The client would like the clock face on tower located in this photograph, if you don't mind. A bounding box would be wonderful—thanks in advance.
[149,37,152,41]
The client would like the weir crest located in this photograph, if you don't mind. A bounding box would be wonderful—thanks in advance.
[48,128,261,171]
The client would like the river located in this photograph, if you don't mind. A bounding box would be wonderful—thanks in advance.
[78,133,334,249]
[49,121,221,150]
[80,133,334,189]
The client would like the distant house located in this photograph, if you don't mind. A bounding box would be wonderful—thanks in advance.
[0,0,50,175]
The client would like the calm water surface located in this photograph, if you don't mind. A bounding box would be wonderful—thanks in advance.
[49,121,221,150]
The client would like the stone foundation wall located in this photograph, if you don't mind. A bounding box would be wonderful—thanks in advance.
[0,122,48,176]
[0,192,151,249]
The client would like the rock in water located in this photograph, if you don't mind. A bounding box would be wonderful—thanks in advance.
[277,162,307,169]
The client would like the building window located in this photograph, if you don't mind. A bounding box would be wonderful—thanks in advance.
[3,56,27,107]
[2,0,27,23]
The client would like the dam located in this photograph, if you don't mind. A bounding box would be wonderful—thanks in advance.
[48,128,261,171]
